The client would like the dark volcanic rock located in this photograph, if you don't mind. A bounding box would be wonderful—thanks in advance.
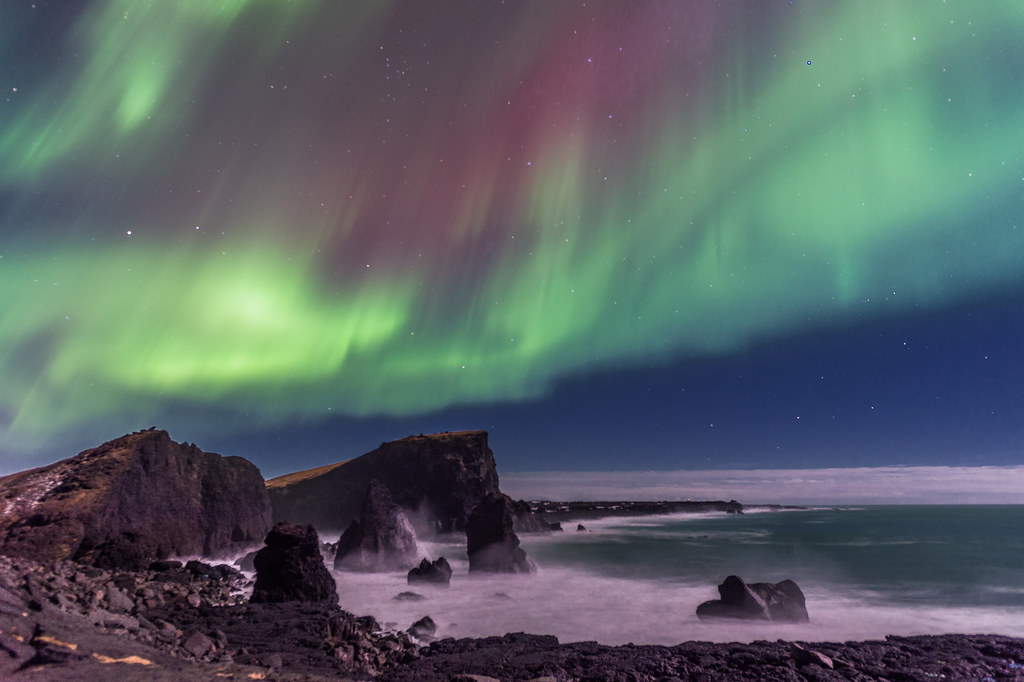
[334,480,418,572]
[407,557,452,586]
[266,430,501,534]
[466,495,536,574]
[407,615,436,639]
[697,575,809,622]
[0,429,271,569]
[509,497,556,533]
[250,522,337,604]
[381,632,1024,682]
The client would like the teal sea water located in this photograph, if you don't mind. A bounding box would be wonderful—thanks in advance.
[527,505,1024,607]
[332,506,1024,645]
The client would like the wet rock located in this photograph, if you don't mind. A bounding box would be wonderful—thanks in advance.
[790,642,834,669]
[408,616,437,639]
[466,495,536,574]
[696,575,809,622]
[335,480,418,572]
[250,522,337,604]
[407,557,452,586]
[394,591,426,601]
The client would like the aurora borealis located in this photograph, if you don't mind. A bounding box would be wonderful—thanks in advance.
[2,1,1023,477]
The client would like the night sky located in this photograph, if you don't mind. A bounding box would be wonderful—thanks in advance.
[2,1,1023,481]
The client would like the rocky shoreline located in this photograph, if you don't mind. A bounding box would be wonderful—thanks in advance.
[2,429,1022,680]
[3,554,1023,681]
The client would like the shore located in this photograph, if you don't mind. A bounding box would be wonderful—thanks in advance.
[3,554,1022,681]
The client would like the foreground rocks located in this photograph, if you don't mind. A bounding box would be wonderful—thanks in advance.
[335,480,418,572]
[0,429,271,569]
[697,575,810,623]
[2,555,1022,680]
[381,631,1024,682]
[266,430,502,534]
[466,494,536,574]
[0,554,416,680]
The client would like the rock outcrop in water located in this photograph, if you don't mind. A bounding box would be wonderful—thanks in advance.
[334,480,418,572]
[696,575,809,622]
[466,494,536,573]
[407,557,452,586]
[267,431,501,534]
[251,522,337,604]
[0,429,271,569]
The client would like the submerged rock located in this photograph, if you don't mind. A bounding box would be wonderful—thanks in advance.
[696,575,809,622]
[251,522,337,604]
[335,480,418,572]
[466,495,536,574]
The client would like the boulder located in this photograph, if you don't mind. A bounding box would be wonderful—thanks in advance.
[334,480,418,572]
[0,429,271,569]
[407,615,437,639]
[466,495,536,574]
[696,575,808,622]
[251,522,337,604]
[266,431,501,534]
[407,557,453,586]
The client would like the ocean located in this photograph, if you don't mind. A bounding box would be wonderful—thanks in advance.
[331,505,1024,645]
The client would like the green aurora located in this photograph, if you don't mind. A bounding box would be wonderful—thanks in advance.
[1,2,1022,463]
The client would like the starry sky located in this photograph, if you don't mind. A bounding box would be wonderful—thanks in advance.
[2,1,1023,480]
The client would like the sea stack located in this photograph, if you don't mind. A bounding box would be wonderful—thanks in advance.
[334,479,418,571]
[466,494,537,573]
[0,429,271,569]
[251,522,338,603]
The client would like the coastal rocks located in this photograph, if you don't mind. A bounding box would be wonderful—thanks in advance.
[0,429,271,568]
[0,553,417,679]
[266,430,502,534]
[250,522,337,604]
[407,558,453,586]
[407,615,437,640]
[696,575,809,622]
[466,495,536,574]
[335,480,418,572]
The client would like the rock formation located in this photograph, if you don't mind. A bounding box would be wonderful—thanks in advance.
[334,480,418,571]
[407,557,453,586]
[465,494,536,574]
[250,522,337,604]
[0,429,271,569]
[266,431,502,534]
[696,575,809,622]
[407,615,437,640]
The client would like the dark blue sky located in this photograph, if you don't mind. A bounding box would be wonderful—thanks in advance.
[212,287,1024,479]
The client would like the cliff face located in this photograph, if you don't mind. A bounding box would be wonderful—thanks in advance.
[0,430,272,567]
[267,430,501,534]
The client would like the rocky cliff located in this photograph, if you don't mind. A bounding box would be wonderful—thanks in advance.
[267,431,501,534]
[0,429,271,568]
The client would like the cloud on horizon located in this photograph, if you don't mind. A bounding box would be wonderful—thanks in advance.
[499,466,1024,505]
